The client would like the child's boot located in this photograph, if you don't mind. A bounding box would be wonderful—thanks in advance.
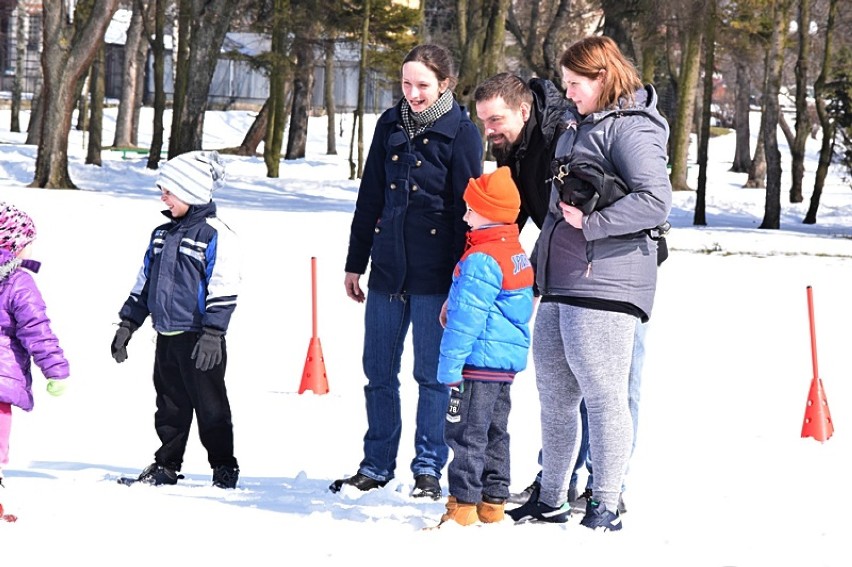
[477,496,505,523]
[439,495,479,526]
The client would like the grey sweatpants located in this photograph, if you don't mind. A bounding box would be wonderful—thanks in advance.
[533,303,635,513]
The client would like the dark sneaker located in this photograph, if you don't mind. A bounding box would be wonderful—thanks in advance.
[329,472,388,493]
[411,474,442,500]
[507,480,540,505]
[507,498,571,524]
[580,499,623,531]
[569,487,593,510]
[212,465,240,489]
[136,463,182,486]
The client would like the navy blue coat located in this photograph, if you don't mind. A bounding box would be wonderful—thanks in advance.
[345,99,483,295]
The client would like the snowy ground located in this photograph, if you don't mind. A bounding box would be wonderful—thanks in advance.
[0,106,850,565]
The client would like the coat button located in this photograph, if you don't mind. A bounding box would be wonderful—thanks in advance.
[374,227,380,233]
[430,228,437,235]
[391,154,399,161]
[423,138,429,145]
[416,160,422,167]
[390,183,397,190]
[411,185,418,191]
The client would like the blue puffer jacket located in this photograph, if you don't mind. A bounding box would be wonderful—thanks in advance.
[119,202,240,333]
[345,98,483,295]
[437,225,534,385]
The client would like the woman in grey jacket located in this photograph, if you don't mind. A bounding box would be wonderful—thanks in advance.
[508,36,671,531]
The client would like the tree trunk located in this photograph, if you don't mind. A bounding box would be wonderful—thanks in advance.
[745,112,767,188]
[231,98,269,156]
[759,0,790,230]
[668,24,703,191]
[86,46,105,166]
[264,0,289,177]
[113,0,148,148]
[694,0,715,227]
[285,20,319,160]
[789,0,811,204]
[146,0,167,169]
[730,57,751,172]
[76,74,91,132]
[25,81,43,145]
[324,39,337,156]
[31,0,120,189]
[778,112,795,147]
[167,0,239,157]
[456,0,509,106]
[11,7,27,133]
[804,0,838,225]
[352,0,370,180]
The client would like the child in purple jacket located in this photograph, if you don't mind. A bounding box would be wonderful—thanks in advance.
[0,203,70,487]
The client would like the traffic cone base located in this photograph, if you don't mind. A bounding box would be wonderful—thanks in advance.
[299,337,329,395]
[801,377,833,442]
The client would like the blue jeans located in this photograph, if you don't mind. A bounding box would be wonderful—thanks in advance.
[445,381,512,504]
[535,320,647,491]
[358,292,450,482]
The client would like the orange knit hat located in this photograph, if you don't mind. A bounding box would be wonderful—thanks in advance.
[463,166,520,224]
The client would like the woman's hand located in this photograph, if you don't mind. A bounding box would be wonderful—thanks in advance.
[344,272,365,303]
[559,202,584,229]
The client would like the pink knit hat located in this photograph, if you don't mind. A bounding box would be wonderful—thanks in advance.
[0,202,37,253]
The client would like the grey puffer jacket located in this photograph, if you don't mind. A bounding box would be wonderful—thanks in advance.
[533,85,671,320]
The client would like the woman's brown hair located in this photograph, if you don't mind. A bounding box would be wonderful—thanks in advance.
[559,36,643,111]
[402,44,459,91]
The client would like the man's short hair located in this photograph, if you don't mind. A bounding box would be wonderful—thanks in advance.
[474,73,534,110]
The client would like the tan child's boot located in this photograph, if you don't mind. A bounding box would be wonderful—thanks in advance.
[439,495,479,526]
[477,498,505,523]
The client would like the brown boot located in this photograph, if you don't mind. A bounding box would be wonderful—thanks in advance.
[439,495,479,526]
[477,499,505,523]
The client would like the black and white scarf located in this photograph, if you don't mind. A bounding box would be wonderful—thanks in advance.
[400,89,455,139]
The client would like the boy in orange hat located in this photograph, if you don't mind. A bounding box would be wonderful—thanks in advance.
[434,166,534,527]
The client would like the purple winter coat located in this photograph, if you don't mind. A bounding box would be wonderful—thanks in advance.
[0,258,69,411]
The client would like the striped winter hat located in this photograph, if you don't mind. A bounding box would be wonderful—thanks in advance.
[0,202,37,253]
[156,151,226,205]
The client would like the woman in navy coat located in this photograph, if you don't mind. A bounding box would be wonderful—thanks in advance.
[331,44,483,500]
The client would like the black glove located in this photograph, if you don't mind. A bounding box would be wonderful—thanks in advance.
[191,328,225,371]
[111,320,139,363]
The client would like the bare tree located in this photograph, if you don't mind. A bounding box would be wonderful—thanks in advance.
[285,1,320,160]
[113,0,152,149]
[324,38,337,156]
[85,45,105,166]
[350,0,370,180]
[789,0,812,203]
[455,0,510,106]
[264,0,291,176]
[10,6,29,133]
[730,57,753,172]
[145,0,167,169]
[31,0,120,189]
[804,0,839,224]
[167,0,241,157]
[694,0,716,226]
[666,3,705,192]
[505,0,578,86]
[759,0,792,229]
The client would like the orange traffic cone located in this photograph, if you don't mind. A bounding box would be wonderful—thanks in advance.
[801,286,833,442]
[300,336,328,394]
[801,377,833,442]
[299,257,329,395]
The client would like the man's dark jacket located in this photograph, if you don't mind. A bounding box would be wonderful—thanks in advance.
[496,78,569,231]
